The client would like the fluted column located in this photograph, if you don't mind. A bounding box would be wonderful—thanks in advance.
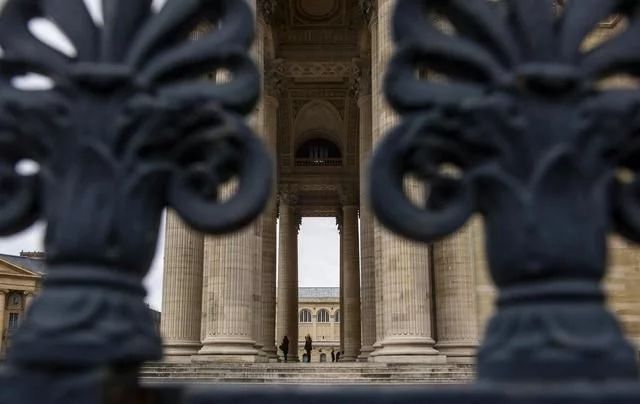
[161,211,204,360]
[277,193,300,362]
[342,202,362,361]
[0,290,6,355]
[357,82,375,361]
[338,215,345,354]
[370,0,444,363]
[434,222,480,363]
[249,0,267,358]
[197,186,260,362]
[260,94,279,360]
[368,10,385,360]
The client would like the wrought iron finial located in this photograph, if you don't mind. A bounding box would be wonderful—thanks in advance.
[371,0,640,382]
[0,0,271,369]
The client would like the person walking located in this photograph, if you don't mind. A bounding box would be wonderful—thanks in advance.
[279,336,290,363]
[304,334,313,363]
[331,349,335,363]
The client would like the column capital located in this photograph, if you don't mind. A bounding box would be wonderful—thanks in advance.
[265,59,286,98]
[338,184,359,207]
[279,183,300,205]
[0,289,8,296]
[258,0,278,25]
[358,0,376,25]
[351,58,372,99]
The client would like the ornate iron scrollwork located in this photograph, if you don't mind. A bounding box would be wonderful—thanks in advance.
[371,0,640,382]
[0,0,270,380]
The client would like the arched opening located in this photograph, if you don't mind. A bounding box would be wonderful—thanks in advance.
[299,309,312,323]
[295,138,342,167]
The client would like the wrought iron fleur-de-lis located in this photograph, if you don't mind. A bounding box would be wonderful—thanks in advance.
[0,0,271,369]
[371,0,640,382]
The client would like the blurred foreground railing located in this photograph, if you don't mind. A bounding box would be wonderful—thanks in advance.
[1,0,640,403]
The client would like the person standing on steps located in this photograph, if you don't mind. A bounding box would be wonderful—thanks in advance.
[304,334,313,363]
[279,336,290,363]
[331,349,335,363]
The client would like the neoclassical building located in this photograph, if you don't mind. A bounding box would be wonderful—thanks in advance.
[295,287,340,362]
[160,0,640,364]
[0,252,43,358]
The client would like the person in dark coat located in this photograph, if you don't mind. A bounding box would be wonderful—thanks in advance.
[336,351,341,362]
[304,334,313,363]
[331,349,336,363]
[279,336,290,362]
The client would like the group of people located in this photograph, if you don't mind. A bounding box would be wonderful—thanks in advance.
[278,335,344,363]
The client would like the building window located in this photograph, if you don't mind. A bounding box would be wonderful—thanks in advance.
[334,310,340,322]
[317,309,330,323]
[8,313,19,330]
[299,309,312,323]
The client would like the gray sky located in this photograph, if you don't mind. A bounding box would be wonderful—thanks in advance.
[0,0,340,311]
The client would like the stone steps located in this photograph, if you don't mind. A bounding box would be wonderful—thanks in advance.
[140,363,475,385]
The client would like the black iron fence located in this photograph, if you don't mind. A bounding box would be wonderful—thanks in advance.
[1,0,640,403]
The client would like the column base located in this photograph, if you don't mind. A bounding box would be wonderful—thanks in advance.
[357,345,375,362]
[196,337,263,363]
[436,342,478,364]
[370,336,446,364]
[163,342,203,362]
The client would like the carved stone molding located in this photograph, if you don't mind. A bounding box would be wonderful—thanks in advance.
[276,61,359,79]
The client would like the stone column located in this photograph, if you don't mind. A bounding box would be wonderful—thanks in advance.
[276,192,300,362]
[434,223,480,363]
[249,0,267,359]
[161,211,204,360]
[197,198,261,361]
[338,215,345,354]
[370,0,444,363]
[260,94,279,360]
[368,9,385,360]
[356,65,375,360]
[342,201,362,362]
[0,290,6,355]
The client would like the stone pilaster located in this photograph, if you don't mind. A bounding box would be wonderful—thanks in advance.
[434,222,480,363]
[370,0,444,363]
[342,200,362,362]
[160,211,204,360]
[276,191,300,362]
[197,190,261,361]
[261,95,279,360]
[356,64,375,360]
[0,290,6,355]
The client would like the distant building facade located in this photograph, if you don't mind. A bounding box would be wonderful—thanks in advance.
[296,288,340,362]
[0,252,161,357]
[0,252,44,357]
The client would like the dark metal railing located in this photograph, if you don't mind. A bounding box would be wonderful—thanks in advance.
[1,0,640,403]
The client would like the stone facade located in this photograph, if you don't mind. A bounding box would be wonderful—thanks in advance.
[160,0,640,365]
[293,287,340,362]
[0,253,42,358]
